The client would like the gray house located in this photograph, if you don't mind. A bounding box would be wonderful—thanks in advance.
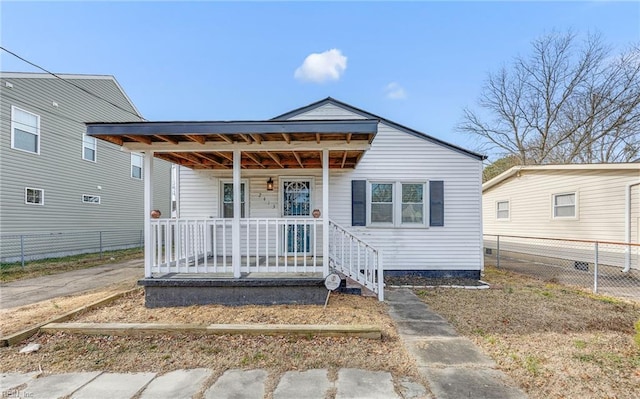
[0,72,172,262]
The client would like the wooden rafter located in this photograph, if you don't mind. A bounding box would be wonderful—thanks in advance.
[217,134,234,144]
[185,135,206,144]
[282,133,291,144]
[124,135,152,145]
[215,151,233,162]
[346,133,352,144]
[293,151,304,168]
[195,152,229,168]
[173,152,204,165]
[155,135,180,145]
[239,134,252,143]
[315,133,321,144]
[265,151,284,168]
[250,134,262,144]
[341,151,348,168]
[244,152,266,168]
[102,135,124,146]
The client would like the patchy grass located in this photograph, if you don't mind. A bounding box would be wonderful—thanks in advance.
[416,266,640,399]
[0,292,421,384]
[0,248,142,282]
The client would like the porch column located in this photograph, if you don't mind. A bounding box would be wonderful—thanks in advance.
[322,149,330,277]
[143,151,154,278]
[232,149,241,278]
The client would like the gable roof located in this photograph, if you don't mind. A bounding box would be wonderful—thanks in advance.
[0,71,142,119]
[272,97,486,161]
[483,163,640,192]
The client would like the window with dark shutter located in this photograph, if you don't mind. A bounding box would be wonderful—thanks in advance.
[429,180,444,226]
[352,180,366,226]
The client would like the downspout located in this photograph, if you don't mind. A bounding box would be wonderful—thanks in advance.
[624,181,640,273]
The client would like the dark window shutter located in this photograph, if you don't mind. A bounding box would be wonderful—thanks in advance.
[352,180,366,226]
[430,180,444,226]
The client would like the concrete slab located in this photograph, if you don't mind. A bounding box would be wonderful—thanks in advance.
[422,367,527,399]
[388,304,448,322]
[394,320,458,338]
[140,368,210,399]
[204,369,268,399]
[71,372,156,399]
[273,369,331,399]
[385,289,420,304]
[335,368,400,399]
[398,377,431,399]
[0,372,39,392]
[23,372,101,399]
[409,338,496,367]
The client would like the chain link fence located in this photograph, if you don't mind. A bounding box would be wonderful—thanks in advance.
[483,234,640,301]
[0,230,144,267]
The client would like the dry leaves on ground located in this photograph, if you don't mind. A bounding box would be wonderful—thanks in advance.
[417,266,640,399]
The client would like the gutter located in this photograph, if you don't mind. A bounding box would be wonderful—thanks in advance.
[624,181,640,272]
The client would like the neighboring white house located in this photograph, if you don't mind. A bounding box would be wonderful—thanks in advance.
[482,163,640,270]
[87,97,486,301]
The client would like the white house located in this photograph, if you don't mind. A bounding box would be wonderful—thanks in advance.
[482,163,640,271]
[87,98,485,305]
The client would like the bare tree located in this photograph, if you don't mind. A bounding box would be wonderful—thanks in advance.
[460,31,640,164]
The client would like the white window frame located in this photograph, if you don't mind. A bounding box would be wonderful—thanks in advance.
[367,181,428,228]
[552,192,578,219]
[496,200,510,220]
[220,179,249,218]
[11,106,40,154]
[25,187,44,205]
[131,153,143,179]
[82,134,97,162]
[82,194,101,204]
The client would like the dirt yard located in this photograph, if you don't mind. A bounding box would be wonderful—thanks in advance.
[0,291,422,386]
[417,266,640,399]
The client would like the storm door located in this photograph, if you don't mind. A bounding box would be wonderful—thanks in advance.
[282,179,312,254]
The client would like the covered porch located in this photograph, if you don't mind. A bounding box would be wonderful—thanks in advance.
[86,119,385,302]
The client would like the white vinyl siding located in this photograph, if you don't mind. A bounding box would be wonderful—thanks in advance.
[82,194,101,204]
[131,153,143,179]
[483,168,640,242]
[496,200,509,220]
[11,106,40,154]
[25,187,43,205]
[82,134,97,162]
[553,192,576,219]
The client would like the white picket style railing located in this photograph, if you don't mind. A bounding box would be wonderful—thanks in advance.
[328,220,384,301]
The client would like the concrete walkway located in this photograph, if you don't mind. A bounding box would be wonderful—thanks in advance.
[1,368,429,399]
[386,288,527,399]
[0,259,143,309]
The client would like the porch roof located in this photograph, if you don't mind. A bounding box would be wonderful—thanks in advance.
[86,119,378,169]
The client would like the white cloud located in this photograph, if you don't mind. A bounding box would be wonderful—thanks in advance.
[384,82,407,100]
[294,49,347,83]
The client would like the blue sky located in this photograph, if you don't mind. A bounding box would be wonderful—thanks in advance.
[1,1,639,160]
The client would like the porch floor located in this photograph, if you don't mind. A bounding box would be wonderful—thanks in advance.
[149,272,324,279]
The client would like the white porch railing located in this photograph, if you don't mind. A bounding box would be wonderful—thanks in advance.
[328,220,384,301]
[150,218,324,275]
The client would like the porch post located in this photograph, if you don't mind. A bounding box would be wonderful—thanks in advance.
[232,149,241,278]
[143,151,154,278]
[322,149,329,277]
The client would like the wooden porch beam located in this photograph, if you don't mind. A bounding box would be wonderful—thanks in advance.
[265,151,284,168]
[293,151,304,168]
[218,134,234,144]
[244,152,266,168]
[122,140,371,152]
[282,133,291,144]
[341,151,348,168]
[155,135,180,145]
[124,135,152,145]
[185,135,206,144]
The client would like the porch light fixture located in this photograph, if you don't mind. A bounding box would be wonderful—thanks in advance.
[266,177,274,191]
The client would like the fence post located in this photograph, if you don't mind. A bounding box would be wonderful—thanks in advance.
[99,231,103,259]
[496,235,500,269]
[593,242,599,294]
[20,235,25,268]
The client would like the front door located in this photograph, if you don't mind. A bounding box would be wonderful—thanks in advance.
[282,179,312,254]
